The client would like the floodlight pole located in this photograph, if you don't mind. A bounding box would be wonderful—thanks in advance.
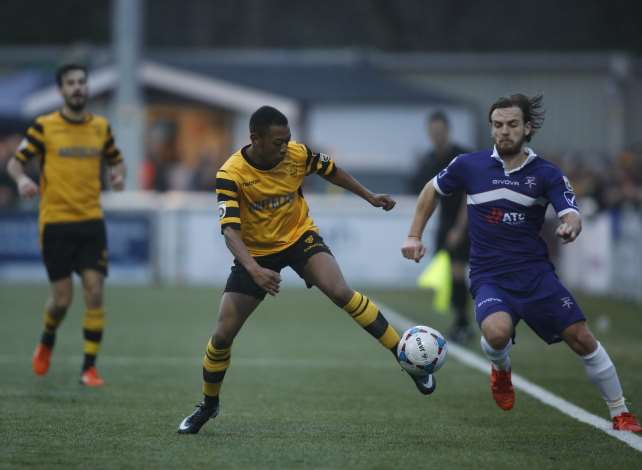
[112,0,144,190]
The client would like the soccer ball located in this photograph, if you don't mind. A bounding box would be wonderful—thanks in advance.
[397,325,448,376]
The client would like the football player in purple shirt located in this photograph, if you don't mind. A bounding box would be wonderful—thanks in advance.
[401,93,640,432]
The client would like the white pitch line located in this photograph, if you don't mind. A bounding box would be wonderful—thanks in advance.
[377,301,642,453]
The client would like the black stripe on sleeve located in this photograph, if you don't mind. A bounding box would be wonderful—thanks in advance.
[326,162,337,177]
[33,122,44,134]
[216,177,238,192]
[103,136,115,151]
[104,148,120,161]
[224,207,240,218]
[221,222,241,233]
[305,145,314,168]
[308,155,320,175]
[18,147,36,161]
[26,134,45,155]
[217,193,237,202]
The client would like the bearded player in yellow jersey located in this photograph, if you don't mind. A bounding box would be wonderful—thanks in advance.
[178,105,436,434]
[7,64,125,387]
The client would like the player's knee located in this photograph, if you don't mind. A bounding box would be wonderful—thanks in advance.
[83,284,103,308]
[566,325,597,356]
[327,285,353,307]
[483,328,511,350]
[52,292,72,311]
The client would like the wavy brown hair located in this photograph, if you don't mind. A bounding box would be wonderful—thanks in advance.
[488,94,545,142]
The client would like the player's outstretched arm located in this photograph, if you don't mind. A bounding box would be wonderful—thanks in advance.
[556,211,582,244]
[222,227,281,296]
[108,162,126,191]
[401,179,441,263]
[323,165,395,211]
[7,157,38,199]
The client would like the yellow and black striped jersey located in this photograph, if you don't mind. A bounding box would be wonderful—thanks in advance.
[15,111,122,228]
[216,141,335,256]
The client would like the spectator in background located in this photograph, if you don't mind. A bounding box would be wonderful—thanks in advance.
[0,135,22,208]
[409,111,473,343]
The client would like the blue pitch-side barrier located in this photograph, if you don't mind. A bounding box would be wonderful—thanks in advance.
[0,210,154,281]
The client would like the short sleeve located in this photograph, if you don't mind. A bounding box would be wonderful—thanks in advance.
[15,119,45,163]
[433,155,466,196]
[545,167,580,217]
[102,125,123,166]
[216,170,241,232]
[305,146,336,177]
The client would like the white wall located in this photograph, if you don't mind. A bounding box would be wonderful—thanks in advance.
[307,105,476,171]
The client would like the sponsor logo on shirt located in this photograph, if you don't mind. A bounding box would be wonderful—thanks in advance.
[492,179,520,186]
[250,192,296,211]
[242,179,260,187]
[561,296,574,309]
[218,202,227,219]
[58,146,101,158]
[485,208,526,225]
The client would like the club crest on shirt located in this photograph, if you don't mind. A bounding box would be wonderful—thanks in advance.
[564,191,578,208]
[561,296,574,309]
[524,176,537,189]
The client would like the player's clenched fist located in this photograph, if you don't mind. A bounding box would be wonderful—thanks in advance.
[401,236,426,263]
[17,175,38,198]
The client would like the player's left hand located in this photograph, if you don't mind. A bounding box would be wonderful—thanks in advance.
[369,194,396,211]
[556,222,578,244]
[110,172,125,191]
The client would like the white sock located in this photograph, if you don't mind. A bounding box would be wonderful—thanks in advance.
[480,336,512,371]
[582,342,628,418]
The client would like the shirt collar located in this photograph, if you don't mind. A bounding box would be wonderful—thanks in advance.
[491,146,538,175]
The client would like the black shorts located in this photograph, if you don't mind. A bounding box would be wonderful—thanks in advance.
[42,219,108,282]
[224,230,332,300]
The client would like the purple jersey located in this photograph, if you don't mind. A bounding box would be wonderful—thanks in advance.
[433,147,579,295]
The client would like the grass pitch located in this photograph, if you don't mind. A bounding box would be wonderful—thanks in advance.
[1,285,641,469]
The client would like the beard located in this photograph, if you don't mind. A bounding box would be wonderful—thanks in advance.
[65,95,87,112]
[496,135,527,157]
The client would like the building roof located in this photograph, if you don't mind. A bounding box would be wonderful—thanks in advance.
[14,57,463,119]
[168,61,459,105]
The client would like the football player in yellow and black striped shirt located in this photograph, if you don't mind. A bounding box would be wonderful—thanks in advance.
[7,64,126,387]
[178,105,436,434]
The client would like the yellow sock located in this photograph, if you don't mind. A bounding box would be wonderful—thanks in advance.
[202,339,231,399]
[343,291,400,351]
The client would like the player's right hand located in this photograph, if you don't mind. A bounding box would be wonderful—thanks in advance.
[250,266,282,296]
[17,175,38,199]
[401,237,426,263]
